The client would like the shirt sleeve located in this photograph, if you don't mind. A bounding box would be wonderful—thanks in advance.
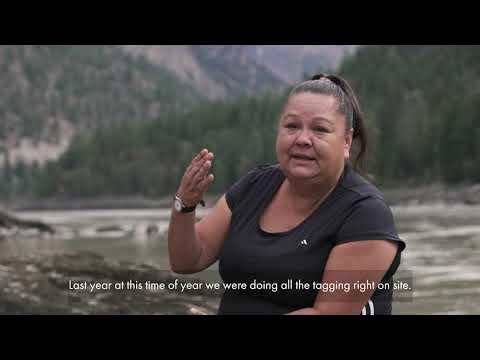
[225,166,266,212]
[335,196,406,252]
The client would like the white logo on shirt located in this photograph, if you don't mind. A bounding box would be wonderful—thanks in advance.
[300,239,308,246]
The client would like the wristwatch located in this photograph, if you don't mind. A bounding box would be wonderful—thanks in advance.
[173,195,205,213]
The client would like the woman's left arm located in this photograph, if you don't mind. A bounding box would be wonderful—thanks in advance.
[287,240,398,315]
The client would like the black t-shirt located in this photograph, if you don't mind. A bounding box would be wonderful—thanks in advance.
[217,162,406,315]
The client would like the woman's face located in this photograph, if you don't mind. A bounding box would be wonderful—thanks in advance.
[276,92,352,182]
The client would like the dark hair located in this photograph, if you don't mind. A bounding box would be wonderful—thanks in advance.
[285,73,368,175]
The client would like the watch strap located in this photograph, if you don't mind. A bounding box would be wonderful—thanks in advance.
[175,195,205,213]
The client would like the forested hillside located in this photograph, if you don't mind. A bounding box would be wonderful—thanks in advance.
[339,45,480,184]
[3,45,479,201]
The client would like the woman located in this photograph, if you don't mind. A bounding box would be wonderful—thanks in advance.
[168,74,406,315]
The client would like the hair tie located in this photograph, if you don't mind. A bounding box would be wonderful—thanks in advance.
[311,74,327,81]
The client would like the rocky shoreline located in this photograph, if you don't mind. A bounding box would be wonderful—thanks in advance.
[0,251,221,315]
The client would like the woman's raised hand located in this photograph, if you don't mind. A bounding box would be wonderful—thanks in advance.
[176,149,215,207]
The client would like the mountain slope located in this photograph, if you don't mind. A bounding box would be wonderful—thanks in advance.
[27,45,480,201]
[0,45,202,166]
[0,45,356,168]
[243,45,358,83]
[121,45,289,99]
[122,45,358,95]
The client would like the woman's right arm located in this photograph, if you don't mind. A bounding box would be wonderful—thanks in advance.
[167,149,232,274]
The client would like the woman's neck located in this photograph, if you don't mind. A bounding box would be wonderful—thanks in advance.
[282,165,345,209]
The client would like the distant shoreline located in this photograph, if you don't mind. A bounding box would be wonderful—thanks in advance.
[381,183,480,206]
[3,184,480,211]
[4,195,223,212]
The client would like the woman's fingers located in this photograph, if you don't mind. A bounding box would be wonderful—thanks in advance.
[197,173,215,193]
[193,149,208,162]
[178,149,215,203]
[185,149,208,180]
[186,152,214,188]
[189,155,214,190]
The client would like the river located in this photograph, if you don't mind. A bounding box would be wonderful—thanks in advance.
[1,204,479,315]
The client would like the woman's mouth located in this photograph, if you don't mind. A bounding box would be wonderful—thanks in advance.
[290,154,316,161]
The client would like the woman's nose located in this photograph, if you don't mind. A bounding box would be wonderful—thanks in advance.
[295,129,312,146]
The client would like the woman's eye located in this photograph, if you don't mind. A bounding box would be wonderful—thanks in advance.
[313,127,328,133]
[286,124,298,129]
